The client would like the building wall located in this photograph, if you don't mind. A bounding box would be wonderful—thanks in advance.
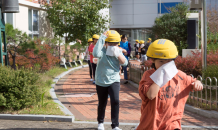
[110,0,184,29]
[14,5,29,33]
[5,0,54,38]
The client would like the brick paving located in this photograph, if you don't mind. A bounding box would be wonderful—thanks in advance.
[55,66,218,127]
[1,119,218,130]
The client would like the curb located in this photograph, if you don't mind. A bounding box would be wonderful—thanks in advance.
[128,79,218,120]
[0,114,74,122]
[0,65,88,122]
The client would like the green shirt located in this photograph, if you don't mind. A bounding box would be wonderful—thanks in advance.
[93,34,128,87]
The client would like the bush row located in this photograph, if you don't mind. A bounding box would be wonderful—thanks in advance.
[144,50,218,78]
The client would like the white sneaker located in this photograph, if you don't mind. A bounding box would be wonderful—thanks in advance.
[98,123,104,130]
[112,127,122,130]
[90,79,93,81]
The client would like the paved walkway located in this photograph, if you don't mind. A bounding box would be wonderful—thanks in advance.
[1,119,218,130]
[55,66,218,127]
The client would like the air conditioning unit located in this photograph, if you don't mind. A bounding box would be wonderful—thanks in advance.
[190,0,202,10]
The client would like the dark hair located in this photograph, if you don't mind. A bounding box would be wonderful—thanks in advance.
[149,58,176,70]
[151,63,157,70]
[121,34,127,40]
[108,42,119,46]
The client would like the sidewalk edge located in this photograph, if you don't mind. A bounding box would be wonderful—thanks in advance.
[0,114,74,122]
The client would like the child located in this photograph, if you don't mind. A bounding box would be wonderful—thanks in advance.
[89,34,99,84]
[85,38,93,81]
[93,30,128,130]
[140,40,151,65]
[138,40,144,59]
[136,39,203,130]
[119,35,130,84]
[134,40,140,61]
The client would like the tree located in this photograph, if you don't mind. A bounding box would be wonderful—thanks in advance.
[151,3,190,55]
[5,24,33,70]
[70,42,86,61]
[43,0,110,46]
[43,37,62,59]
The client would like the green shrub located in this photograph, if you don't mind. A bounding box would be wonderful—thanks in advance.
[0,66,41,110]
[151,3,190,55]
[203,65,218,85]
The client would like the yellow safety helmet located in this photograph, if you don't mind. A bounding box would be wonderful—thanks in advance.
[140,40,145,44]
[135,40,139,43]
[92,34,100,39]
[88,38,93,43]
[120,35,122,38]
[146,39,178,59]
[105,37,109,42]
[106,30,121,43]
[148,38,152,41]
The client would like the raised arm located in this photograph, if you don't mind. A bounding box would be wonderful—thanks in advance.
[93,34,107,58]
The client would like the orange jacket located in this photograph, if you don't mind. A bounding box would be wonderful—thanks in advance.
[137,69,196,130]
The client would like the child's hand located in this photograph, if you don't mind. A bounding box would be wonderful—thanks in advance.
[192,80,203,91]
[103,31,109,37]
[122,49,127,54]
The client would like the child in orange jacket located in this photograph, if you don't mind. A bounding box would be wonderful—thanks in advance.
[136,39,203,130]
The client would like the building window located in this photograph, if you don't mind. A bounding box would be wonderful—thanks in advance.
[28,9,39,38]
[4,13,13,26]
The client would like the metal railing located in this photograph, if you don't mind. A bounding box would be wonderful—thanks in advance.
[129,63,149,84]
[128,63,218,110]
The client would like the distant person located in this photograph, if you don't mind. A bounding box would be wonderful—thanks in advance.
[85,38,93,81]
[140,40,152,65]
[119,34,130,84]
[134,40,140,61]
[148,38,152,44]
[89,34,99,84]
[139,40,145,60]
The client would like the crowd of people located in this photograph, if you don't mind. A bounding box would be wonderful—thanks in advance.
[84,30,203,130]
[134,38,152,64]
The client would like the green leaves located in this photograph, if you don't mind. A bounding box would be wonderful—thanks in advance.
[43,0,110,45]
[151,3,189,56]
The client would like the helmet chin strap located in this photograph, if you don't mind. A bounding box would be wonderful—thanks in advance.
[151,63,156,70]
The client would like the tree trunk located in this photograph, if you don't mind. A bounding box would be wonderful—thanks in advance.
[12,54,16,70]
[7,51,10,67]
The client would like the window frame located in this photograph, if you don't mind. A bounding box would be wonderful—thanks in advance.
[28,8,39,39]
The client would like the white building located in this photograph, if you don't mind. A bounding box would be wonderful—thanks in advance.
[5,0,53,39]
[109,0,185,48]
